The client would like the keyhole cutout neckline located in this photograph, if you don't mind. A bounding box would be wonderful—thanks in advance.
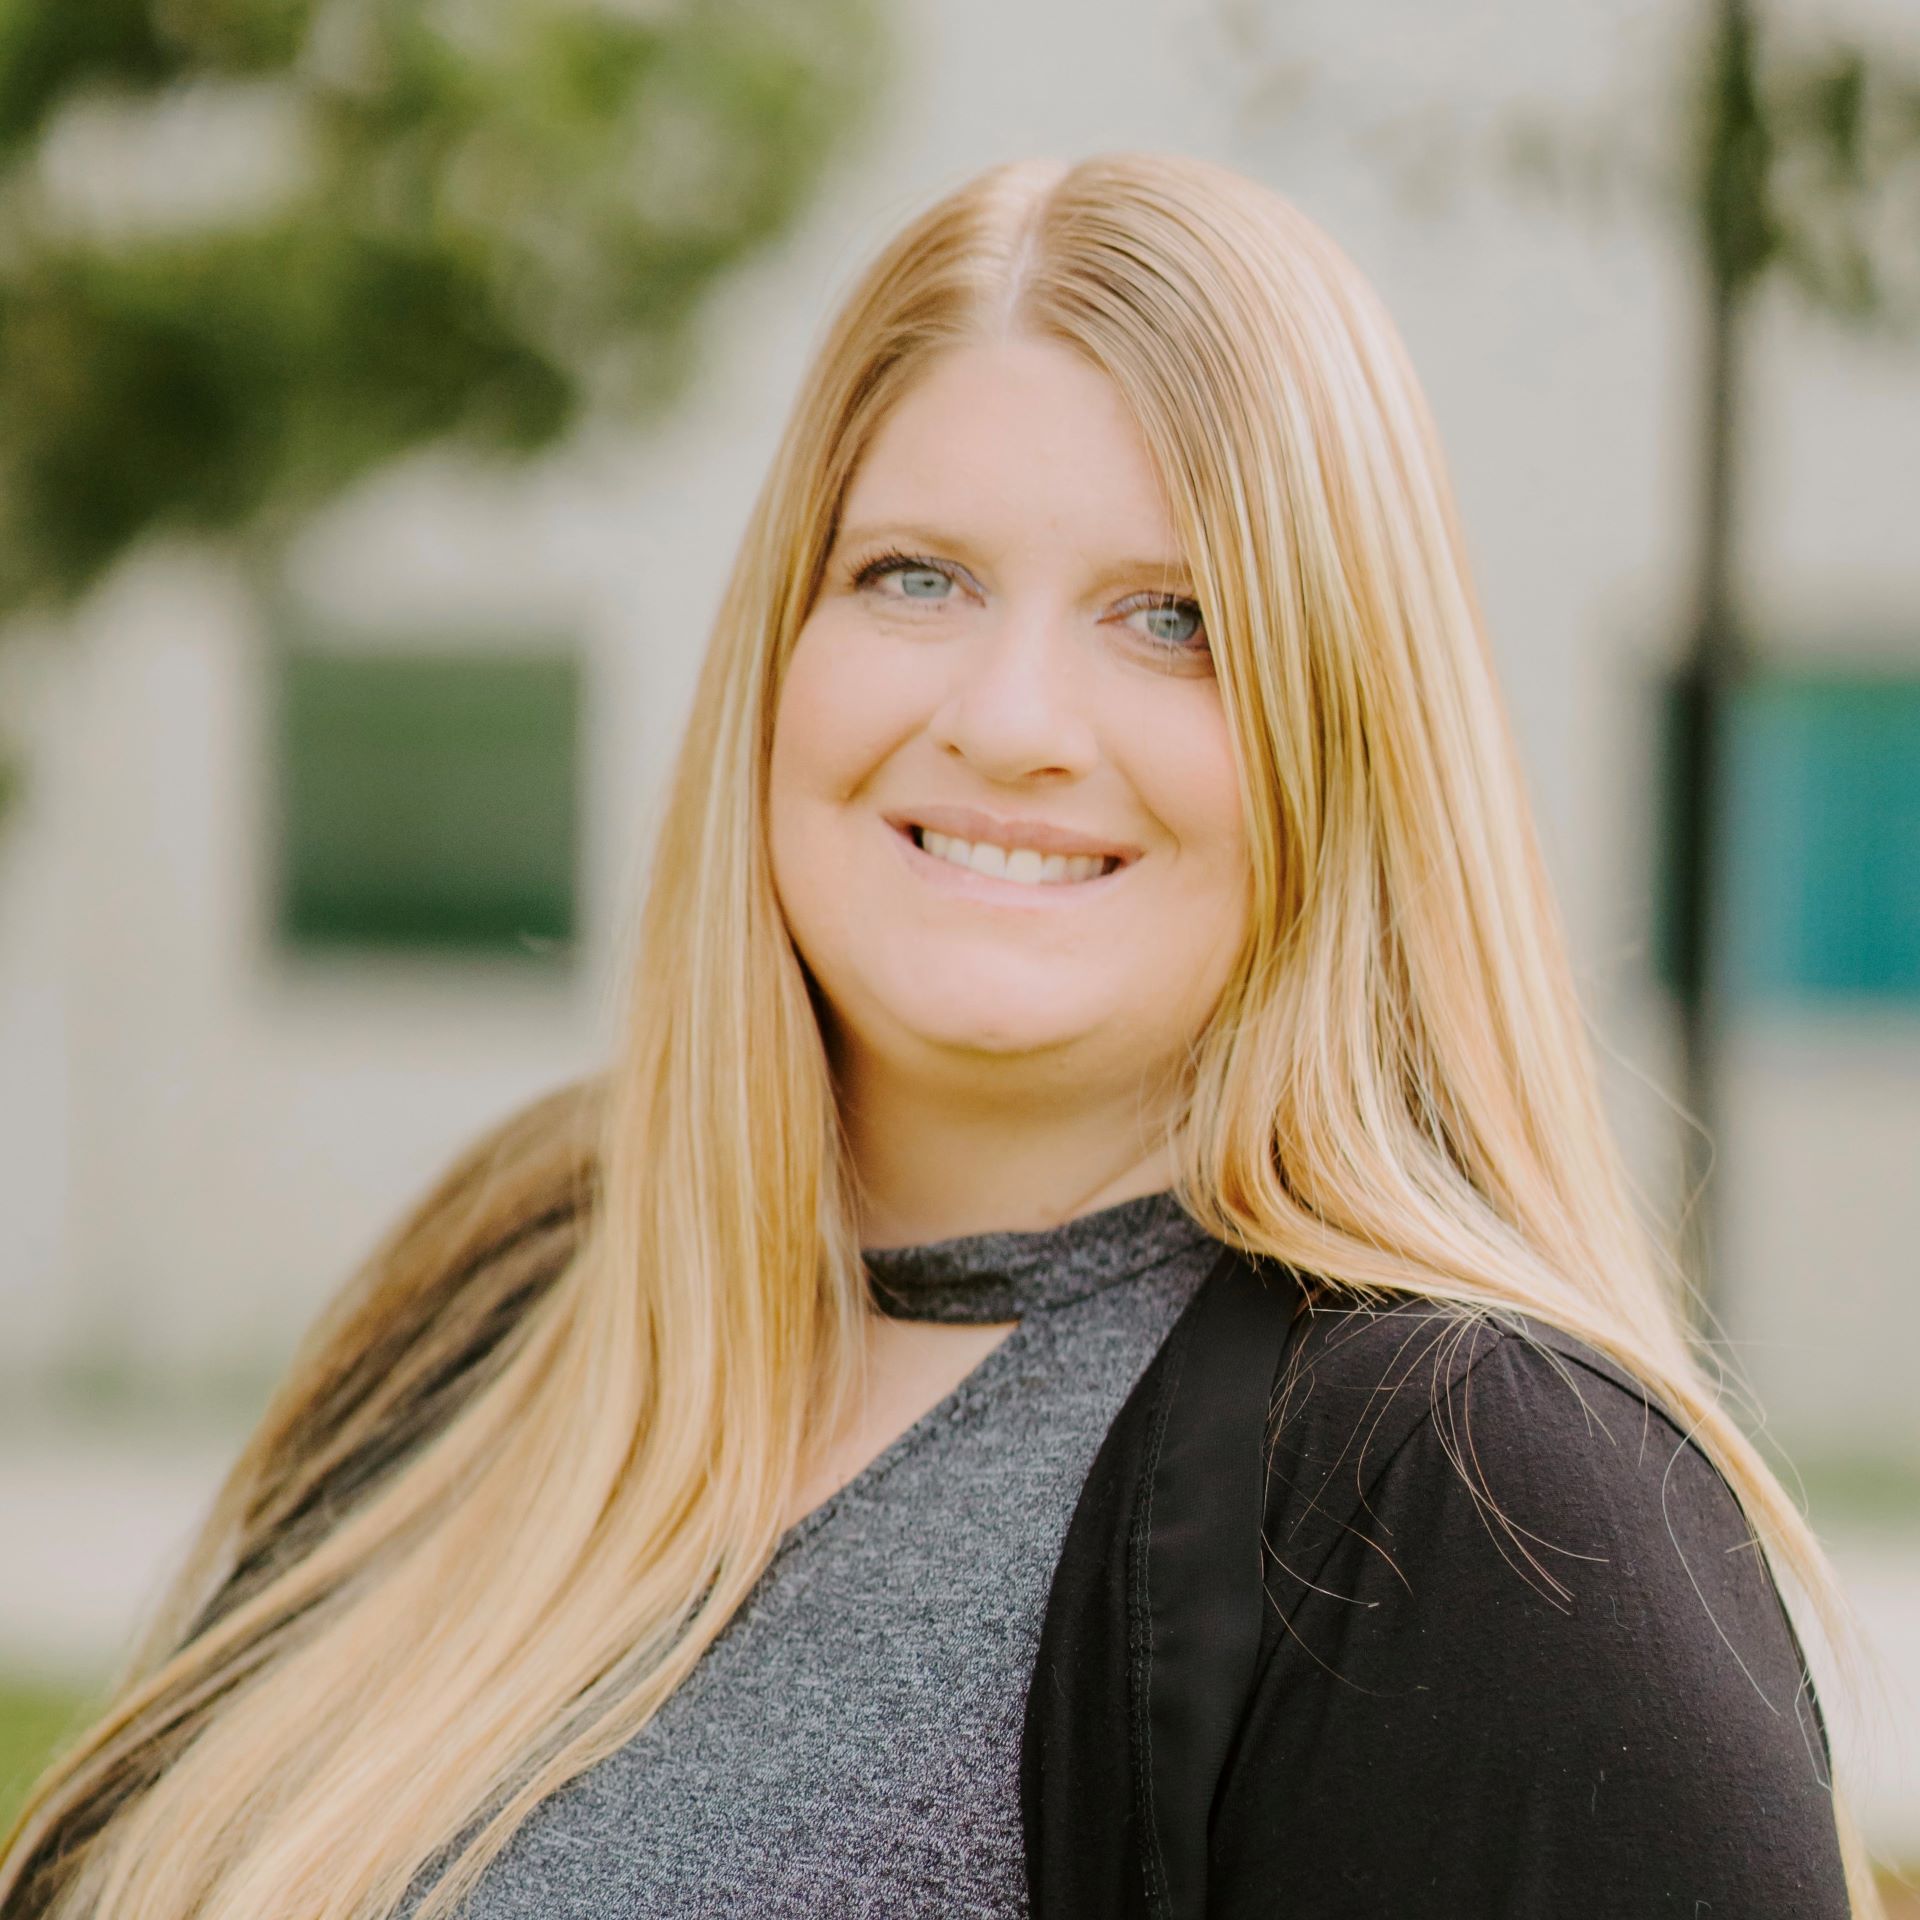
[776,1187,1216,1539]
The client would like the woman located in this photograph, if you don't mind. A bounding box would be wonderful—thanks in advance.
[1,152,1877,1918]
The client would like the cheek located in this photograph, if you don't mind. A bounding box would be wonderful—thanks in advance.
[766,648,834,944]
[769,615,921,813]
[766,616,918,948]
[1129,690,1250,913]
[1134,714,1252,1036]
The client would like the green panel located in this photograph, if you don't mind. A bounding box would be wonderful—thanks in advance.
[1654,667,1920,1003]
[276,645,580,957]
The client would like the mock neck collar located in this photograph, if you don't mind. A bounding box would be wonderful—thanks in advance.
[860,1187,1216,1324]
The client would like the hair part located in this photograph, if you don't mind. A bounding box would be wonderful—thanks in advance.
[1,152,1885,1918]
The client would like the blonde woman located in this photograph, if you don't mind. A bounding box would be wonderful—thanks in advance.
[2,153,1875,1919]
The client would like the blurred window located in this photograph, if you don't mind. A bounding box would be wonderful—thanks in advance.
[274,643,581,958]
[1657,668,1920,1001]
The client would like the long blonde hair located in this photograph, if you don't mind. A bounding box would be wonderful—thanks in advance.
[2,151,1883,1918]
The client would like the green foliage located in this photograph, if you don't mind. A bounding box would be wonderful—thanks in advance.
[1220,2,1920,339]
[1761,40,1920,324]
[1688,14,1920,324]
[0,1678,93,1833]
[0,0,882,616]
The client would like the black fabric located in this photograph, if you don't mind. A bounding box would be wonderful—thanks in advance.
[1021,1246,1304,1920]
[1020,1276,1195,1920]
[1137,1250,1299,1917]
[1022,1254,1852,1919]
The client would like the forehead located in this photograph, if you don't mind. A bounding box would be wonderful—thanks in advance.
[838,335,1185,570]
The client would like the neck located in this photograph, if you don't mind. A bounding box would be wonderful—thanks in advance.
[837,1045,1185,1249]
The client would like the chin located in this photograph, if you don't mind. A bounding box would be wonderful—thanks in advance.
[911,1016,1090,1059]
[859,980,1110,1063]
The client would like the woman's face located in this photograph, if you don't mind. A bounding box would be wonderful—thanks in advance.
[767,334,1250,1101]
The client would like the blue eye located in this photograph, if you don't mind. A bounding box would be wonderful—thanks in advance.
[894,565,952,600]
[852,550,957,602]
[1124,597,1206,650]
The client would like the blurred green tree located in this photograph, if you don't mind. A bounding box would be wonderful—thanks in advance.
[0,0,882,812]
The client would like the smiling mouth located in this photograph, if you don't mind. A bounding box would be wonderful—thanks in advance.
[903,823,1126,887]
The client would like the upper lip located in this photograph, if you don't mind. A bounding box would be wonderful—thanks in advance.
[882,805,1143,864]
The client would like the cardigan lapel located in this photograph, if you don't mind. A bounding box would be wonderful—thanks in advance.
[1021,1244,1301,1919]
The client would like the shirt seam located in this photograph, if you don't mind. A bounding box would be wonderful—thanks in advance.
[1129,1306,1189,1920]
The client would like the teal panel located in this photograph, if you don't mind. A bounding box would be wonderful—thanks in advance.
[1723,673,1920,999]
[275,646,580,957]
[1655,668,1920,1003]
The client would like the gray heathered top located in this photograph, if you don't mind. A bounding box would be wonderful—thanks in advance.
[434,1188,1221,1919]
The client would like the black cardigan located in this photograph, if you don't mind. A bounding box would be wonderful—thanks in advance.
[1020,1246,1852,1918]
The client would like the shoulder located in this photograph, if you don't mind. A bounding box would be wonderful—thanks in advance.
[1268,1282,1696,1497]
[1208,1284,1849,1917]
[1264,1286,1752,1609]
[1255,1282,1827,1745]
[1269,1279,1667,1478]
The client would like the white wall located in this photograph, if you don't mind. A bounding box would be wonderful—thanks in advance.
[1,0,1916,1466]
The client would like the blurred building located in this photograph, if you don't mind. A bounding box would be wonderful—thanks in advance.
[0,0,1915,1516]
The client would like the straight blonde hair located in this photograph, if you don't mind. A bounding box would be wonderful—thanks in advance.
[2,151,1884,1918]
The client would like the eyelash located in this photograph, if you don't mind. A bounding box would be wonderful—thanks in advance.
[849,547,951,593]
[847,548,1209,653]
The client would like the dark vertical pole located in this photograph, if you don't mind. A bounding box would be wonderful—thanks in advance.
[1675,0,1764,1325]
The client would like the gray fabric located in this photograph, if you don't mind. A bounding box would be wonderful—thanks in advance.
[427,1188,1220,1919]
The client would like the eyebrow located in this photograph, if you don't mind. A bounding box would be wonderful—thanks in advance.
[832,521,1197,595]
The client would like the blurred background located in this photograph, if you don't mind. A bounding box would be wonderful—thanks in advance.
[0,0,1916,1899]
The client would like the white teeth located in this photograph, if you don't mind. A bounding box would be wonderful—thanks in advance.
[912,828,1117,887]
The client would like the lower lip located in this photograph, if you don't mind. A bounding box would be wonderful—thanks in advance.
[888,823,1134,906]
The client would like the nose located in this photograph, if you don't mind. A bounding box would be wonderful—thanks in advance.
[925,604,1099,783]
